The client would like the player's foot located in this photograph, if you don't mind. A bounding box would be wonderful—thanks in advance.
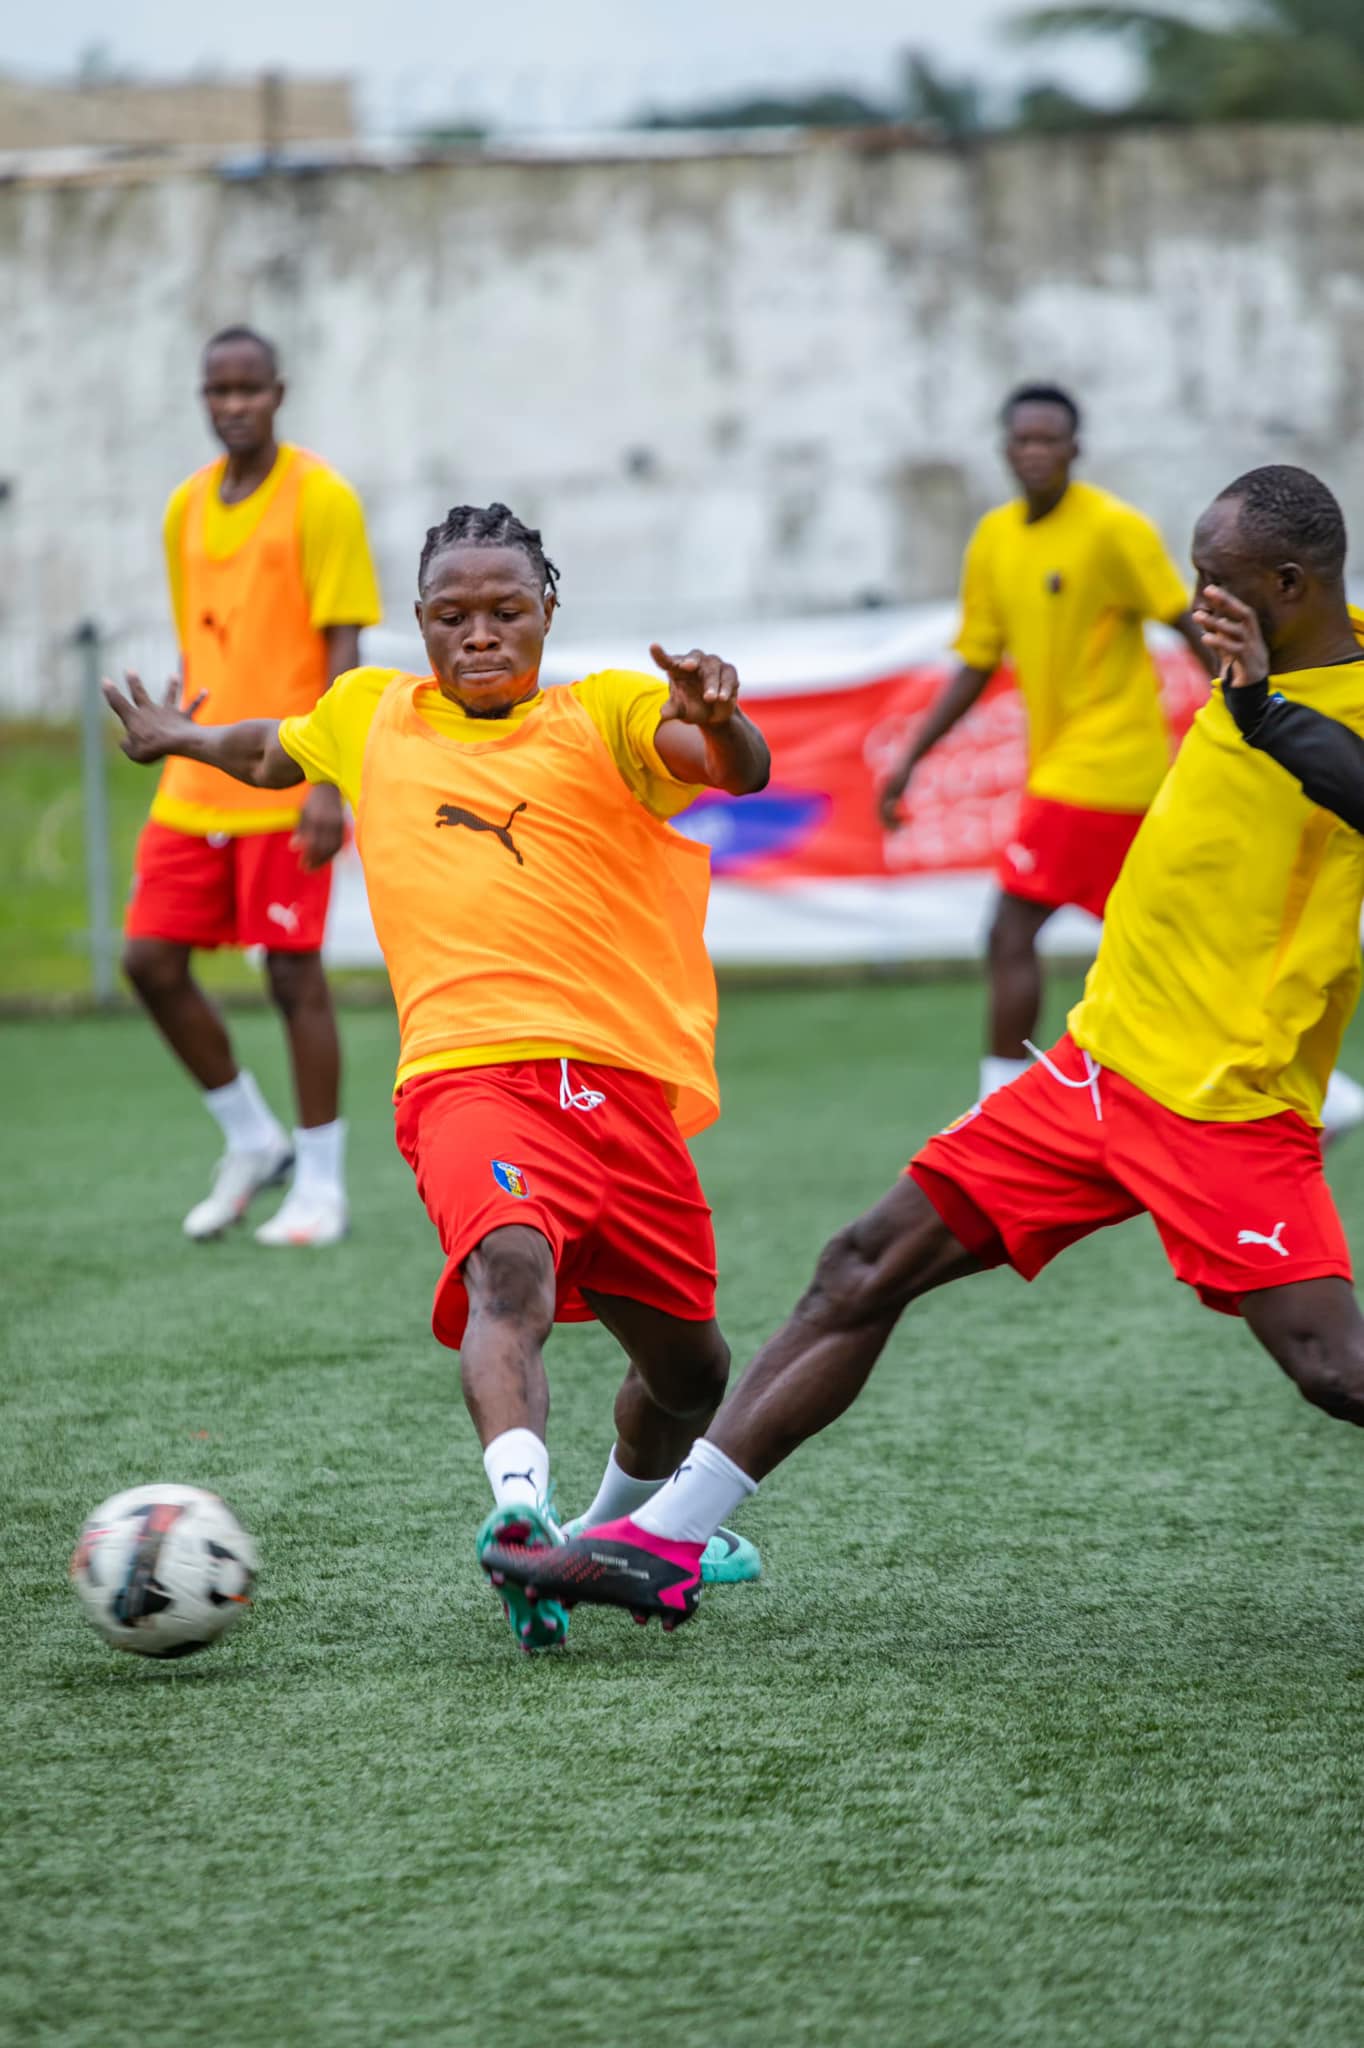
[481,1514,704,1630]
[560,1514,760,1586]
[254,1184,350,1248]
[183,1143,294,1241]
[475,1503,570,1652]
[1322,1068,1364,1149]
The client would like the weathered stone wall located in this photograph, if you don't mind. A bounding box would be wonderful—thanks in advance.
[4,127,1363,713]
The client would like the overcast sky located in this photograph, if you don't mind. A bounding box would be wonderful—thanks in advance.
[2,0,1136,134]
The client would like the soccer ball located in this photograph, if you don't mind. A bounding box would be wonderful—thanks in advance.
[70,1483,257,1659]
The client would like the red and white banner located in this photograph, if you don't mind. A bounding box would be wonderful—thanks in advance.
[327,607,1211,968]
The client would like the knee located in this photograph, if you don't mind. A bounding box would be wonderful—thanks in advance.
[799,1224,891,1331]
[463,1228,556,1331]
[121,938,187,1001]
[987,902,1035,970]
[1284,1331,1364,1425]
[675,1327,732,1419]
[265,950,325,1018]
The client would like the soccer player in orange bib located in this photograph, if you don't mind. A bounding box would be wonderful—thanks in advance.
[880,384,1214,1101]
[104,501,772,1650]
[123,326,381,1247]
[485,465,1364,1630]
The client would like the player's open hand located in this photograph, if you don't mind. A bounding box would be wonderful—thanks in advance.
[102,670,206,763]
[293,785,346,872]
[1192,585,1271,692]
[652,645,740,727]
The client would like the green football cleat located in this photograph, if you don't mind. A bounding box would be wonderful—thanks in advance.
[476,1503,570,1652]
[560,1515,761,1587]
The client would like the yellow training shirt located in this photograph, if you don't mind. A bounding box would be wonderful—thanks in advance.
[955,480,1191,812]
[154,445,382,837]
[278,667,703,1085]
[1069,656,1364,1126]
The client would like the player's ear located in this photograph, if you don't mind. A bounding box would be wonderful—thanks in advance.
[1277,561,1307,600]
[413,597,424,630]
[543,590,557,635]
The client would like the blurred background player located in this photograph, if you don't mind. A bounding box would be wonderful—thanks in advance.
[122,325,382,1246]
[495,463,1364,1629]
[103,501,769,1649]
[879,383,1213,1101]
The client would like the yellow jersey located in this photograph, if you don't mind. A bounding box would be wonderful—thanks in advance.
[155,445,382,838]
[955,481,1191,812]
[1069,657,1364,1126]
[278,666,702,1086]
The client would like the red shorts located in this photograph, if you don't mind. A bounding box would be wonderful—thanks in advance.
[393,1059,718,1349]
[125,820,331,952]
[996,794,1146,920]
[910,1034,1351,1316]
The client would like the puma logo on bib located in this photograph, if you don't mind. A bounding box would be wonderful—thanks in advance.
[434,800,527,865]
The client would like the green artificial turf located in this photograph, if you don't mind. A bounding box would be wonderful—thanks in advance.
[5,982,1364,2047]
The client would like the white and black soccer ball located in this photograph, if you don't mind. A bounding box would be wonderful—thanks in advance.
[70,1483,257,1659]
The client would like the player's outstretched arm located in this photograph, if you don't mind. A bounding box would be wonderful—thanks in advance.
[102,671,304,789]
[878,662,993,830]
[649,644,771,796]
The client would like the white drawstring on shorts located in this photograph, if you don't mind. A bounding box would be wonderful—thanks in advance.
[559,1058,606,1113]
[1023,1038,1104,1123]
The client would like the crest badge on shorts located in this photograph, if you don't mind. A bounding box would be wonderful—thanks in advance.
[491,1159,530,1198]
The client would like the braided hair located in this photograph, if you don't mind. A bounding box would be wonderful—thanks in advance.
[418,503,561,599]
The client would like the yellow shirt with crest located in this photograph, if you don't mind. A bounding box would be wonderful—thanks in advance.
[279,666,701,1086]
[955,480,1191,812]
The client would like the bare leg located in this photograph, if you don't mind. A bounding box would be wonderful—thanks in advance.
[709,1176,981,1480]
[122,937,237,1090]
[582,1292,731,1481]
[264,950,340,1129]
[987,893,1057,1060]
[459,1225,557,1446]
[1242,1277,1364,1425]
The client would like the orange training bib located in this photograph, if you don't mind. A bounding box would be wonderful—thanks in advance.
[356,680,719,1134]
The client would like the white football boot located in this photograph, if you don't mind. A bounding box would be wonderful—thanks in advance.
[1322,1068,1364,1149]
[183,1142,294,1241]
[254,1182,350,1248]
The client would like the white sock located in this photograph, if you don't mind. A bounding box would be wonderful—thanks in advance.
[292,1119,346,1195]
[483,1428,550,1513]
[979,1055,1030,1101]
[1322,1068,1364,1135]
[203,1070,286,1154]
[632,1438,757,1545]
[577,1447,665,1528]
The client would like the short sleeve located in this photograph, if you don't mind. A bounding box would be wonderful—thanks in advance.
[162,479,195,648]
[953,519,1007,671]
[572,671,703,819]
[278,666,395,806]
[1105,506,1190,624]
[297,467,383,630]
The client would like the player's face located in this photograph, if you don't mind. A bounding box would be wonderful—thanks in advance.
[201,342,283,458]
[416,545,556,714]
[1004,402,1077,498]
[1191,500,1282,649]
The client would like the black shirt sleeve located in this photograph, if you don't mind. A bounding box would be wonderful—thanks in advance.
[1225,679,1364,835]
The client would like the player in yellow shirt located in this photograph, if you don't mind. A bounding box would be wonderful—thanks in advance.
[879,384,1213,1106]
[104,500,771,1651]
[485,465,1364,1630]
[123,326,382,1247]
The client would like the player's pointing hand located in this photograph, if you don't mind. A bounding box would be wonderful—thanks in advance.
[651,644,740,727]
[1192,585,1271,693]
[102,671,207,762]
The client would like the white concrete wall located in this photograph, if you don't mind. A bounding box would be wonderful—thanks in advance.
[4,127,1364,715]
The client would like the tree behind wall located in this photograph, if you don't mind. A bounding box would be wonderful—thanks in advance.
[1015,1,1364,123]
